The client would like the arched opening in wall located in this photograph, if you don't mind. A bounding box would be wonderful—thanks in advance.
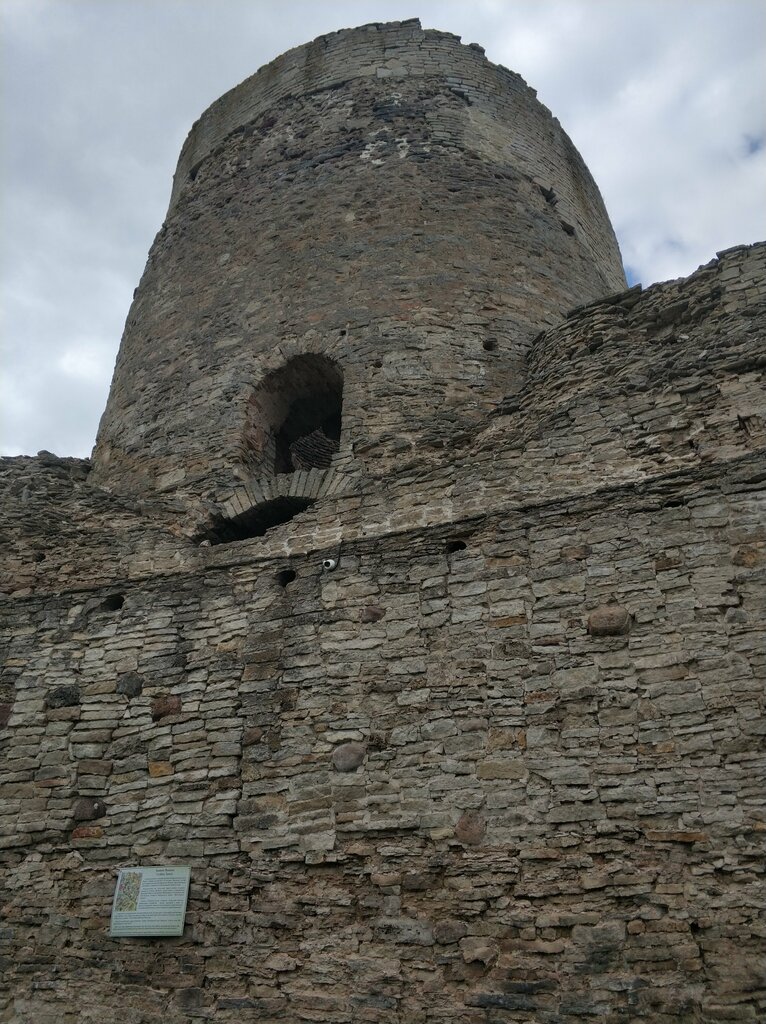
[245,355,343,476]
[207,497,316,545]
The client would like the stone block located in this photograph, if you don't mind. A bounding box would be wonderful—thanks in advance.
[44,685,80,709]
[116,672,143,698]
[644,829,707,843]
[71,825,103,840]
[434,919,468,944]
[151,695,182,720]
[460,936,497,965]
[454,811,486,846]
[476,759,527,780]
[360,605,386,622]
[72,797,107,821]
[587,604,632,636]
[332,742,367,772]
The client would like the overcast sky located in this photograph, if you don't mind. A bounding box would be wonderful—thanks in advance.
[2,0,764,458]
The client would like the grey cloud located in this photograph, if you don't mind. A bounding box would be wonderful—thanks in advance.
[1,0,764,457]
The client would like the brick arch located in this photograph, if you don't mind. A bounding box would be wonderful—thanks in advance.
[216,466,355,527]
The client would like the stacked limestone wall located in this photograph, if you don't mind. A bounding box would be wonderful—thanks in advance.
[1,488,764,1022]
[1,243,764,1022]
[1,19,764,1024]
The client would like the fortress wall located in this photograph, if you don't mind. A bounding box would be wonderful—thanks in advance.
[2,23,764,1023]
[2,243,764,1020]
[459,242,766,508]
[527,242,766,415]
[0,249,762,619]
[1,247,763,603]
[1,470,763,1022]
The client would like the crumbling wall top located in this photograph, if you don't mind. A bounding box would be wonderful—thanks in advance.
[170,18,538,211]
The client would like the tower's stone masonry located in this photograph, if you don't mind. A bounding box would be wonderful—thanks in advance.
[2,20,765,1024]
[90,19,624,501]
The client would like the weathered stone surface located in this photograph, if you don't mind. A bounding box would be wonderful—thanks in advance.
[70,825,103,840]
[644,829,708,843]
[460,936,497,965]
[44,685,80,709]
[77,759,112,776]
[476,759,527,780]
[150,694,181,720]
[331,742,366,772]
[375,917,434,946]
[587,604,632,636]
[434,919,468,944]
[466,992,537,1011]
[571,921,627,949]
[115,671,143,697]
[359,605,386,622]
[72,797,106,821]
[454,811,486,846]
[1,18,764,1024]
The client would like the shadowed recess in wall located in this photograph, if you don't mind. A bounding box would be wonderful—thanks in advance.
[244,355,343,476]
[205,496,316,544]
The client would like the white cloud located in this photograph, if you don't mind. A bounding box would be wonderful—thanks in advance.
[57,341,115,383]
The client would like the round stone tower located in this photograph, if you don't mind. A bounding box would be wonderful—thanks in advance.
[91,19,625,503]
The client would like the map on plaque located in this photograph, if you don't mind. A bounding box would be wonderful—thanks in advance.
[110,866,191,937]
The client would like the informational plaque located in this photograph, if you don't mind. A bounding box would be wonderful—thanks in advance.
[109,866,191,937]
